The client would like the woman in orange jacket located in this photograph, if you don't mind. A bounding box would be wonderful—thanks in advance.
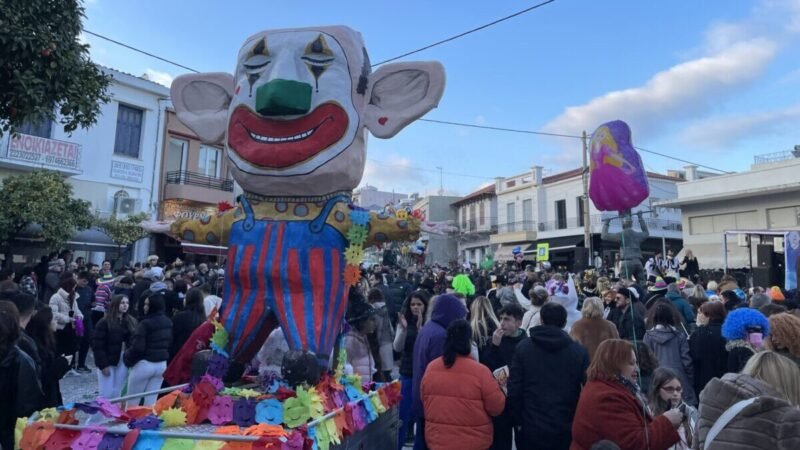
[421,319,505,450]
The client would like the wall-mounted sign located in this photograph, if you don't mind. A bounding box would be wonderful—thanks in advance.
[6,134,81,171]
[536,243,550,261]
[110,160,144,183]
[161,200,217,222]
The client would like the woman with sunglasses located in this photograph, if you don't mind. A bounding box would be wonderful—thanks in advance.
[648,368,697,450]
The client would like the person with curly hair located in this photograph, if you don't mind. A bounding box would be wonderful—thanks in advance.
[764,313,800,368]
[722,308,770,373]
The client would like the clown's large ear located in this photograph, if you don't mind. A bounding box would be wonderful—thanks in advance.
[364,61,445,139]
[170,73,235,144]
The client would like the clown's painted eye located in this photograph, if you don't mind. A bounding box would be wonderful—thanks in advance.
[301,55,334,66]
[243,54,271,71]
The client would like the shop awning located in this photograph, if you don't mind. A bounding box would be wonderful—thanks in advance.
[66,228,118,251]
[537,235,584,252]
[493,243,535,261]
[182,243,229,256]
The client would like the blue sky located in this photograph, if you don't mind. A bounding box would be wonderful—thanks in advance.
[81,0,800,197]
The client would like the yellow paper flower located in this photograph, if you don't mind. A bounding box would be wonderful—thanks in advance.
[396,209,408,219]
[38,408,59,422]
[160,407,188,428]
[371,394,387,414]
[344,245,364,265]
[236,388,262,399]
[15,417,26,449]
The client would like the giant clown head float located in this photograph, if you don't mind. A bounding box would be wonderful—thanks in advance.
[168,26,445,369]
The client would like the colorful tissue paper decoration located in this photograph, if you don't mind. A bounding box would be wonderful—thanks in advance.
[588,120,650,212]
[19,317,402,450]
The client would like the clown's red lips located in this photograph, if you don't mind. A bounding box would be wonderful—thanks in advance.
[228,102,349,169]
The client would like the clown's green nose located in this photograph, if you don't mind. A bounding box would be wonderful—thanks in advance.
[256,79,312,116]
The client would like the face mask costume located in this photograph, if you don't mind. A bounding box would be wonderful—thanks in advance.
[166,26,446,368]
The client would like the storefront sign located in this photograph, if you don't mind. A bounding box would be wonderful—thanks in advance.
[161,200,217,221]
[110,160,144,183]
[6,134,81,171]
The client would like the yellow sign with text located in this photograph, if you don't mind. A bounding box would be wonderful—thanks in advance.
[536,243,549,261]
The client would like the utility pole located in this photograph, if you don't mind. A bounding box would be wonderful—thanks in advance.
[582,131,592,268]
[436,166,443,196]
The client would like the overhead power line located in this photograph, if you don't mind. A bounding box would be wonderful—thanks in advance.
[82,17,731,175]
[419,119,732,174]
[370,0,557,66]
[83,30,200,73]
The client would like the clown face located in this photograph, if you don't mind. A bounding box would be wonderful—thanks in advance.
[227,30,363,177]
[170,26,445,197]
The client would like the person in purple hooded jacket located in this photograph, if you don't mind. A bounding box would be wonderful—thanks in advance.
[412,294,467,450]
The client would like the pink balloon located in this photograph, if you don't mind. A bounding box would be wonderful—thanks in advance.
[588,120,650,212]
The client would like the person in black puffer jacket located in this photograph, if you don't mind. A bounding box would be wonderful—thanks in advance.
[93,294,137,399]
[170,288,206,360]
[124,292,172,405]
[483,303,527,450]
[507,303,590,450]
[392,290,429,448]
[0,301,44,450]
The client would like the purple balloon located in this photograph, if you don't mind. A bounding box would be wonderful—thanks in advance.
[588,120,649,212]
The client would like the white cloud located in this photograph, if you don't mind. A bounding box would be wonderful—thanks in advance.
[680,105,800,148]
[543,39,777,138]
[543,0,800,145]
[474,115,487,126]
[143,69,174,87]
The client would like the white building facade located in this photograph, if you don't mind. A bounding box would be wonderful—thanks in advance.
[353,185,410,211]
[490,166,683,269]
[452,185,497,265]
[0,66,169,264]
[658,153,800,271]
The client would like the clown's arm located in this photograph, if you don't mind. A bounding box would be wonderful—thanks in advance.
[141,206,239,247]
[363,213,457,247]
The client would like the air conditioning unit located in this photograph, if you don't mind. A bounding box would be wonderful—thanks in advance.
[114,198,140,216]
[737,234,749,247]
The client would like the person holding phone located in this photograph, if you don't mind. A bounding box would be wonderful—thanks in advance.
[648,368,697,450]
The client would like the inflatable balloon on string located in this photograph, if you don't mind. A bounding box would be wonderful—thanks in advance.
[588,120,649,212]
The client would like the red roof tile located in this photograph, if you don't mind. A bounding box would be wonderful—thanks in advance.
[451,184,496,206]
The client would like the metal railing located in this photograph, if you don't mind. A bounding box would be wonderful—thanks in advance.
[166,170,234,192]
[495,220,537,234]
[458,218,498,234]
[499,215,683,233]
[753,149,800,166]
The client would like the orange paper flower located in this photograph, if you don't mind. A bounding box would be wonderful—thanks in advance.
[343,265,361,286]
[243,424,286,437]
[155,390,181,415]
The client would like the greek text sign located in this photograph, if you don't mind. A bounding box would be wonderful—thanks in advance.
[7,134,81,171]
[110,160,144,183]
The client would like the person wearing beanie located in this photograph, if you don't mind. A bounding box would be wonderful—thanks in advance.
[412,294,467,450]
[612,287,645,341]
[749,293,771,310]
[705,281,718,298]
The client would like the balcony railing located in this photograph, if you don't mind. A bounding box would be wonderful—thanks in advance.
[166,170,234,192]
[537,215,682,232]
[458,219,498,234]
[496,221,537,234]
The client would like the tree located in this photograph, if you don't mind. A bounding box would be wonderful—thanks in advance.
[94,212,150,265]
[0,0,112,136]
[0,170,93,260]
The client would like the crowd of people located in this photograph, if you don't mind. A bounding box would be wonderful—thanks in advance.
[335,258,800,450]
[3,247,800,449]
[0,250,226,449]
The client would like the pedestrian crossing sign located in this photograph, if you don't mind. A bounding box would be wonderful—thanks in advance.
[536,243,549,261]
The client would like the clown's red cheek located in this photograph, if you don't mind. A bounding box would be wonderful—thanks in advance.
[378,117,388,125]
